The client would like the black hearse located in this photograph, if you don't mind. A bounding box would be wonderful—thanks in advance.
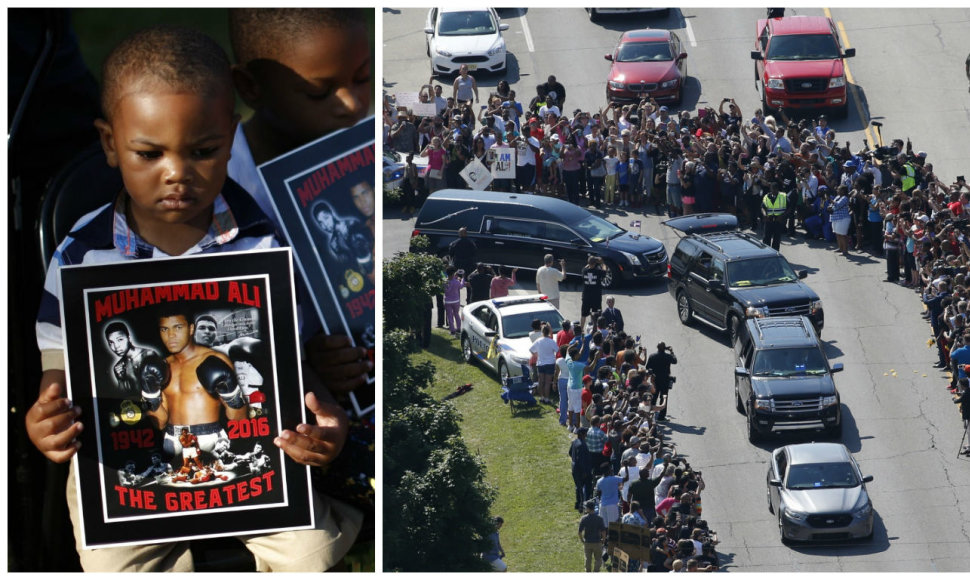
[411,190,668,288]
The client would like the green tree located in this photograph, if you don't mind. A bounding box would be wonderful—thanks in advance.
[383,330,496,572]
[382,249,444,340]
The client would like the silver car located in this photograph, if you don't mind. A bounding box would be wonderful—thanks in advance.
[767,442,874,543]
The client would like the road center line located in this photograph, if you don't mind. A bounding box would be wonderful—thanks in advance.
[519,10,535,53]
[684,16,697,47]
[825,7,874,145]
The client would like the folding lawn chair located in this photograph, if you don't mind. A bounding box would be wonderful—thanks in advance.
[500,364,537,416]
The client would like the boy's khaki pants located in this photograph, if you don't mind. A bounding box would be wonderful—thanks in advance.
[66,463,362,571]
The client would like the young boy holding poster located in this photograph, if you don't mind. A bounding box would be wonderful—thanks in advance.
[25,26,360,571]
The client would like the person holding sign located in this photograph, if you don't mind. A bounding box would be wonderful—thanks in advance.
[420,136,448,193]
[25,26,359,571]
[227,8,374,398]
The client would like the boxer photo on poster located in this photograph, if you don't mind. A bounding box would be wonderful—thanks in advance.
[59,248,312,549]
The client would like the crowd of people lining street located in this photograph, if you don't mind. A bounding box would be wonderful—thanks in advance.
[565,325,721,573]
[526,251,716,572]
[395,65,970,569]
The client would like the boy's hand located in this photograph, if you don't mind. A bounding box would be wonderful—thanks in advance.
[26,374,82,463]
[306,334,372,396]
[274,391,348,467]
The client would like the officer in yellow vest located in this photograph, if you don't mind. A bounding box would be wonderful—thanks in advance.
[899,154,917,193]
[762,182,788,250]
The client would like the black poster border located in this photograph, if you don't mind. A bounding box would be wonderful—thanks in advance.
[60,248,313,549]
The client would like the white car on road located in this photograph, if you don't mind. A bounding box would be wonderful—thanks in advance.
[425,7,509,76]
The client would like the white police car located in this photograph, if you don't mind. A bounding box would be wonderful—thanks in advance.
[383,150,428,193]
[460,294,564,384]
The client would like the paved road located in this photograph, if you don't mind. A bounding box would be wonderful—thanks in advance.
[382,7,970,572]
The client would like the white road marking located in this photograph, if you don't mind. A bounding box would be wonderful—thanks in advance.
[519,10,535,52]
[685,16,697,47]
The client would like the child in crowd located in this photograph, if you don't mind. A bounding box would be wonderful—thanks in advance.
[603,146,619,205]
[617,150,630,207]
[25,25,359,571]
[226,6,375,543]
[443,266,466,336]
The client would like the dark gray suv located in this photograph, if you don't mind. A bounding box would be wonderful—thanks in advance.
[664,213,823,344]
[735,316,843,442]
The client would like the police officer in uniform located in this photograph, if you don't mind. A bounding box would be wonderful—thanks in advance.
[896,153,917,195]
[762,182,787,250]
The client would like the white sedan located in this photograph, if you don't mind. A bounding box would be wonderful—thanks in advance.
[460,294,564,384]
[425,7,509,76]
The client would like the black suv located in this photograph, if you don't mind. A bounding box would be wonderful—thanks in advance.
[664,213,823,344]
[412,190,668,288]
[735,316,843,442]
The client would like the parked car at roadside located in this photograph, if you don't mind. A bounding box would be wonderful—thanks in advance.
[383,149,428,193]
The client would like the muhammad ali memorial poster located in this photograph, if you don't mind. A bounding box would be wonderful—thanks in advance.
[257,116,375,417]
[59,248,313,549]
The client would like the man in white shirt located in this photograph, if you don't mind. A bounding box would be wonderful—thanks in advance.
[514,125,541,193]
[433,84,447,115]
[538,98,561,119]
[536,254,567,309]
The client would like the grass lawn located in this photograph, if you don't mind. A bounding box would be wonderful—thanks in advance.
[411,328,589,573]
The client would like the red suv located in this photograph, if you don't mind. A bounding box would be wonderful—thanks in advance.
[751,15,855,118]
[605,29,687,105]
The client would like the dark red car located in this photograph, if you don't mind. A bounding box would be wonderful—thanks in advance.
[605,29,687,105]
[751,15,856,118]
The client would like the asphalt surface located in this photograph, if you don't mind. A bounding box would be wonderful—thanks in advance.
[382,7,970,572]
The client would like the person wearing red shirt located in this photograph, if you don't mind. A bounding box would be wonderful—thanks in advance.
[555,320,575,358]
